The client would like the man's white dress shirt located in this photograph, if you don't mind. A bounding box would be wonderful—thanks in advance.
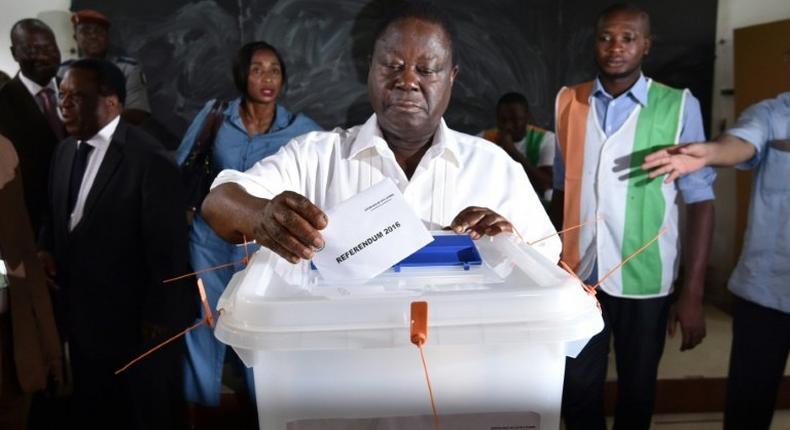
[69,115,120,230]
[18,72,59,114]
[212,114,561,262]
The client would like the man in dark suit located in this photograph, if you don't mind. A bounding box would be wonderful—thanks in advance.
[39,58,196,429]
[0,19,65,235]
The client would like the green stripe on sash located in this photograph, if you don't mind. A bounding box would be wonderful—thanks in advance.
[524,127,545,166]
[621,83,683,295]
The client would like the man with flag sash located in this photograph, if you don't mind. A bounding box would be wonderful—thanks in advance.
[552,4,716,429]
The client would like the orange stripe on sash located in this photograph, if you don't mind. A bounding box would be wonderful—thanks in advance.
[556,82,593,271]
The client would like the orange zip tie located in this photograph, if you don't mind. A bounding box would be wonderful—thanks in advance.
[591,227,667,290]
[162,259,246,284]
[418,344,440,430]
[115,319,205,375]
[197,278,215,329]
[410,301,439,430]
[528,217,601,246]
[115,278,216,375]
[242,234,251,265]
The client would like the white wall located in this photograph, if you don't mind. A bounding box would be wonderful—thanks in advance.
[708,0,790,288]
[0,0,74,77]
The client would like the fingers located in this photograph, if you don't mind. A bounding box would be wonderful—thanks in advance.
[255,192,327,264]
[283,192,328,231]
[680,324,706,351]
[665,170,682,184]
[645,163,675,179]
[450,207,514,239]
[255,225,303,264]
[450,206,487,233]
[642,148,671,165]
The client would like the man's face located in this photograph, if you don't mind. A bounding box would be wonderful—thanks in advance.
[246,49,283,104]
[367,18,458,144]
[59,68,112,140]
[594,11,650,80]
[75,22,109,59]
[496,103,529,142]
[11,28,61,86]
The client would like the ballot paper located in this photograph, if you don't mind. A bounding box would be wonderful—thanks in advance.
[312,178,433,282]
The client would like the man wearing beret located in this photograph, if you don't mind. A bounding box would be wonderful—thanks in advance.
[58,9,151,125]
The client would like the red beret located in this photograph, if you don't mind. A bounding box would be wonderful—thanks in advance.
[71,9,111,28]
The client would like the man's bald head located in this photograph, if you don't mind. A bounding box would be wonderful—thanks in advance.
[9,18,60,86]
[10,18,55,44]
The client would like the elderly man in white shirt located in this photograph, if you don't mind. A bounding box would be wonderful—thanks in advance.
[203,3,560,264]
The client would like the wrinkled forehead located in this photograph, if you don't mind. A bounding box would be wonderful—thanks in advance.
[373,18,452,59]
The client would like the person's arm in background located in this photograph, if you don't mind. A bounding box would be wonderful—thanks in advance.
[0,135,63,387]
[668,93,715,351]
[549,136,565,231]
[174,100,216,165]
[642,101,769,180]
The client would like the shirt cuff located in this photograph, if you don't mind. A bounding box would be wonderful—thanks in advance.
[678,166,716,204]
[211,169,275,199]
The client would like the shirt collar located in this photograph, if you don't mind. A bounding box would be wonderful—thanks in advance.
[348,114,461,167]
[592,72,649,106]
[228,100,293,134]
[83,115,121,150]
[18,72,58,99]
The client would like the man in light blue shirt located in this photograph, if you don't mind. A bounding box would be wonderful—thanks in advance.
[643,74,790,428]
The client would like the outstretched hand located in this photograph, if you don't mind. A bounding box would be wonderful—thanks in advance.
[642,143,710,183]
[252,191,327,263]
[449,206,514,239]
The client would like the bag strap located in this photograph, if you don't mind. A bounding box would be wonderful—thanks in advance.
[192,100,229,155]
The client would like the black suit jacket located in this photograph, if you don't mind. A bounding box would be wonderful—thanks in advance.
[0,76,63,235]
[41,119,197,361]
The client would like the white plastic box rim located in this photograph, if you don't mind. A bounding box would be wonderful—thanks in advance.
[215,233,603,354]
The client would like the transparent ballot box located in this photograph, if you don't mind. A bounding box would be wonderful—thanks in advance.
[215,233,603,429]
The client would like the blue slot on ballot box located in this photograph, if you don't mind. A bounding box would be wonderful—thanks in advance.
[394,234,482,271]
[310,234,482,271]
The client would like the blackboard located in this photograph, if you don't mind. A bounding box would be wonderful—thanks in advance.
[71,0,717,139]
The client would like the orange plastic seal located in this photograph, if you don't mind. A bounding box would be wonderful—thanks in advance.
[410,301,428,346]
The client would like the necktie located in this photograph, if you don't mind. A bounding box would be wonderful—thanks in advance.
[36,88,66,141]
[68,142,94,215]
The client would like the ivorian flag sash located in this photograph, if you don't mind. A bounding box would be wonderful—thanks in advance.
[556,79,685,296]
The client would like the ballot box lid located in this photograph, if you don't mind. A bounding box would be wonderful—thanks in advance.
[215,233,603,352]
